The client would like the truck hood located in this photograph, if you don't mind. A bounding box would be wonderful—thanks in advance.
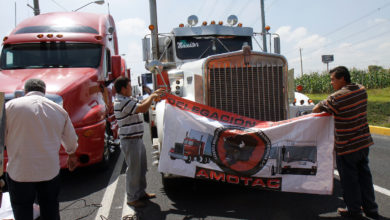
[0,68,97,94]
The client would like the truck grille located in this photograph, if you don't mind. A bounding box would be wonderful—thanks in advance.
[207,60,286,122]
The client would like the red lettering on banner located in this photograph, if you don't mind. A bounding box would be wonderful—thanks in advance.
[252,178,266,187]
[196,169,209,179]
[194,167,281,191]
[220,114,229,122]
[200,109,209,117]
[192,106,200,114]
[240,177,253,186]
[167,97,175,105]
[164,94,263,128]
[235,118,244,126]
[227,175,239,184]
[176,101,184,109]
[209,112,219,121]
[245,120,256,127]
[267,179,281,189]
[210,171,225,182]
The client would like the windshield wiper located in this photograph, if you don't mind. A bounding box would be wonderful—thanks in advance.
[216,38,230,52]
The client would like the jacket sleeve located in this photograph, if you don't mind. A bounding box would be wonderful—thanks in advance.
[317,95,339,115]
[61,115,78,154]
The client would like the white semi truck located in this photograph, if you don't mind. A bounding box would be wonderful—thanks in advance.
[142,2,313,180]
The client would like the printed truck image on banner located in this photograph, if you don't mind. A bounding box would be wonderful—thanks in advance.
[159,94,334,195]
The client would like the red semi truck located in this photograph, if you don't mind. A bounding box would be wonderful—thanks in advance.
[169,129,213,164]
[0,12,127,169]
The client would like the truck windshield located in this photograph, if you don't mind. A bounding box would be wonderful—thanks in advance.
[175,36,252,60]
[0,43,102,69]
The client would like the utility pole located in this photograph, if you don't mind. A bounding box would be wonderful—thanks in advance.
[33,0,40,16]
[27,0,40,16]
[299,48,303,77]
[149,0,160,60]
[260,0,267,52]
[14,1,17,27]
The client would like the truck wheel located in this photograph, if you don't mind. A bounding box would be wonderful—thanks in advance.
[185,157,191,163]
[99,126,112,169]
[161,173,174,191]
[143,111,150,123]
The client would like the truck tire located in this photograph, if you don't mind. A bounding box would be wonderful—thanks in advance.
[99,124,113,169]
[143,111,150,123]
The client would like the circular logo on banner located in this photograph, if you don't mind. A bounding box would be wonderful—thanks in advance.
[212,127,271,176]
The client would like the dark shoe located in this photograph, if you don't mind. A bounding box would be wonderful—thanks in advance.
[364,211,380,219]
[140,192,156,200]
[338,208,363,219]
[127,200,146,208]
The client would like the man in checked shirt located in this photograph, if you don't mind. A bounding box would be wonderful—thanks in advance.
[114,76,164,208]
[313,66,379,219]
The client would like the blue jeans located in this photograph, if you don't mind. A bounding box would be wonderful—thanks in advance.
[336,147,378,214]
[7,174,61,220]
[120,137,147,202]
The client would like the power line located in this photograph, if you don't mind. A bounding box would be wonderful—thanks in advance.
[50,0,68,11]
[288,19,387,58]
[265,0,280,13]
[283,2,390,56]
[299,28,390,63]
[321,2,390,38]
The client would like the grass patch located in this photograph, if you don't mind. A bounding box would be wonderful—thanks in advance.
[307,87,390,128]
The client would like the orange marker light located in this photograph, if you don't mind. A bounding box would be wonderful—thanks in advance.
[296,85,303,92]
[47,34,53,38]
[56,34,63,38]
[238,23,243,27]
[3,36,8,41]
[149,24,155,31]
[37,34,44,38]
[202,21,207,26]
[211,20,216,25]
[218,21,223,25]
[265,25,271,31]
[179,23,184,28]
[95,35,103,40]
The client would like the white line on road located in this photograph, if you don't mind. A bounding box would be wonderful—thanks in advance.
[334,170,390,197]
[122,192,135,218]
[95,153,124,219]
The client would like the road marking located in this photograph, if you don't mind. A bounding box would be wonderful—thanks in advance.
[121,193,135,218]
[95,153,124,219]
[334,170,390,197]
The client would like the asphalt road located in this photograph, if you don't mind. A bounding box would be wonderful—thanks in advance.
[58,125,390,220]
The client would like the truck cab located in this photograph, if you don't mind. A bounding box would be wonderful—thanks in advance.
[0,12,126,169]
[142,15,313,167]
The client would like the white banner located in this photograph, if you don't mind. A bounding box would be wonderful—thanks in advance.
[158,95,334,195]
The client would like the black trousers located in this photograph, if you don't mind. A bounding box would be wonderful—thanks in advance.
[7,174,61,220]
[336,147,378,214]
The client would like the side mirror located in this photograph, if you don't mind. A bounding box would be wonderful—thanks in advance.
[111,55,122,79]
[142,38,151,62]
[274,36,281,54]
[146,60,163,74]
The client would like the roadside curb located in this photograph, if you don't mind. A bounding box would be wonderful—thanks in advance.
[370,125,390,136]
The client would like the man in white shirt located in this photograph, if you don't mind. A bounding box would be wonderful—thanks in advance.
[5,79,78,220]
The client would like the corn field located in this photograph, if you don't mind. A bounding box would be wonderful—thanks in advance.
[295,66,390,93]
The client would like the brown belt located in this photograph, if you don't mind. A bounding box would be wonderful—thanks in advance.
[123,135,143,139]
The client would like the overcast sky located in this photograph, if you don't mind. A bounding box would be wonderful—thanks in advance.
[1,0,389,79]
